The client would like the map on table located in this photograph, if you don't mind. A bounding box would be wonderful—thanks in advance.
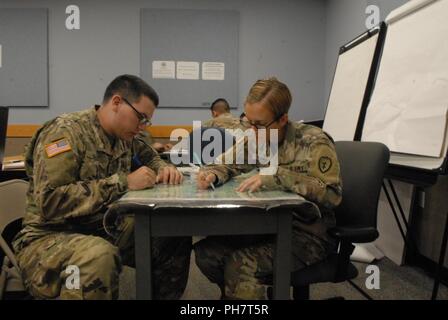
[118,173,317,214]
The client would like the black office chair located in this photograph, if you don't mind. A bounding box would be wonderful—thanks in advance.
[291,141,390,300]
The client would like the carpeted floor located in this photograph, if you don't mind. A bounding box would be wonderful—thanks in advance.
[119,251,448,300]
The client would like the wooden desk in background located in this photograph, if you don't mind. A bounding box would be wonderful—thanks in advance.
[0,155,26,182]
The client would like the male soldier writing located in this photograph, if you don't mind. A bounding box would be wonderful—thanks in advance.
[194,77,342,299]
[13,75,191,299]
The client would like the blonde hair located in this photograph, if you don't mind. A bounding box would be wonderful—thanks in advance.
[245,77,292,118]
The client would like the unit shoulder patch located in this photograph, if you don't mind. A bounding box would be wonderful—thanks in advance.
[318,156,332,173]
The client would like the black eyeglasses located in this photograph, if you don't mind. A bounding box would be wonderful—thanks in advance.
[240,112,284,129]
[122,97,152,127]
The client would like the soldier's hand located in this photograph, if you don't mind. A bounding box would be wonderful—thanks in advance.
[197,170,216,190]
[127,166,157,190]
[151,142,166,153]
[157,166,183,185]
[236,174,263,193]
[164,143,173,152]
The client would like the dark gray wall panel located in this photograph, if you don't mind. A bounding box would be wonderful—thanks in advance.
[140,9,238,109]
[0,8,48,107]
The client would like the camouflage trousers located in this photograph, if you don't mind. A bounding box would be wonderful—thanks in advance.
[16,215,192,300]
[194,230,334,300]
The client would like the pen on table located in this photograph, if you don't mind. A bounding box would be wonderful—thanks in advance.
[192,152,215,191]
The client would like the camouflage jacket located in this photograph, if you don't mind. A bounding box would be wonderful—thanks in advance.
[203,113,243,130]
[202,122,342,245]
[13,106,169,251]
[204,122,342,209]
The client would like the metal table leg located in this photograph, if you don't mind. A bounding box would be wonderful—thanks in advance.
[273,209,292,300]
[135,213,152,300]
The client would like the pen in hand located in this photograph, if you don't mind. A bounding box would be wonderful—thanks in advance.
[193,152,215,190]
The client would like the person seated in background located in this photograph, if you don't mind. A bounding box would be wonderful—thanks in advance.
[203,98,242,129]
[210,98,231,118]
[151,141,173,153]
[194,77,342,299]
[146,130,173,153]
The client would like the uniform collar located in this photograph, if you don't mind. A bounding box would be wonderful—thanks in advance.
[278,121,296,163]
[220,113,233,119]
[90,105,128,157]
[283,121,296,145]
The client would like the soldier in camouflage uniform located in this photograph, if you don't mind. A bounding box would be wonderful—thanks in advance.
[203,112,242,130]
[195,77,342,299]
[203,98,242,129]
[12,75,192,300]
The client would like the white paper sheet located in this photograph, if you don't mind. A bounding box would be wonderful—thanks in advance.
[362,0,448,159]
[202,62,225,80]
[351,243,385,263]
[323,33,378,141]
[385,0,437,24]
[176,61,199,80]
[152,60,175,79]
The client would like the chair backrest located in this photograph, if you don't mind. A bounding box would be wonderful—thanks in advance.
[0,179,28,298]
[188,127,236,165]
[334,141,389,229]
[0,179,29,232]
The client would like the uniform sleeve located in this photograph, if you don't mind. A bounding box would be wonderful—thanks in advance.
[133,133,171,173]
[202,118,213,128]
[33,125,128,222]
[260,136,342,209]
[201,136,257,185]
[203,163,255,186]
[145,131,155,145]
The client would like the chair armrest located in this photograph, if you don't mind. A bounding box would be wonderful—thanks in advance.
[328,226,379,243]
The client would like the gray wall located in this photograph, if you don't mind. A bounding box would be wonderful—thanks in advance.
[1,0,413,125]
[1,0,326,125]
[324,0,409,104]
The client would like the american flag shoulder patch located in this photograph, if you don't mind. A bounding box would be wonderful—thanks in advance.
[45,138,72,158]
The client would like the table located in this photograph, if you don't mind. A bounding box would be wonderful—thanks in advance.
[109,174,319,300]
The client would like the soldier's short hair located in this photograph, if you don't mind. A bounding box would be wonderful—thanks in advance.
[245,77,292,118]
[103,74,159,107]
[210,98,230,113]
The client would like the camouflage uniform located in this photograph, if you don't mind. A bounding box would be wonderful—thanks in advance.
[145,131,155,145]
[12,106,192,300]
[203,112,242,130]
[194,122,342,299]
